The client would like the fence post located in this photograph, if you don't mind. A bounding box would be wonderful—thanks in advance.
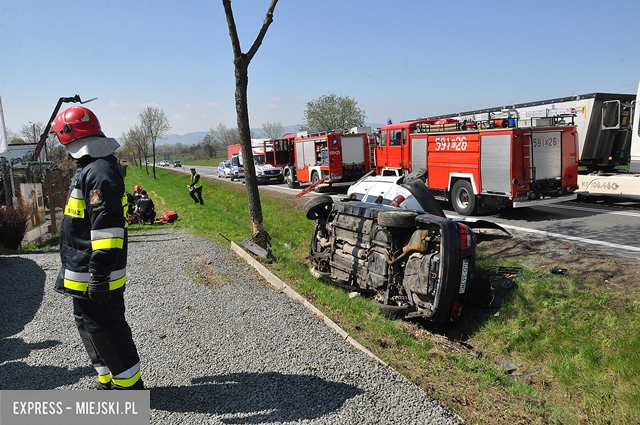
[46,168,57,234]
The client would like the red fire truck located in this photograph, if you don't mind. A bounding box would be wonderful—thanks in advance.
[273,128,376,189]
[375,116,579,215]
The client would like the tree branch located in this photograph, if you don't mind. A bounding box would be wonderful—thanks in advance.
[246,0,278,62]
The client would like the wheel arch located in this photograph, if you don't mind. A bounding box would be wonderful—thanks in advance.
[446,173,478,200]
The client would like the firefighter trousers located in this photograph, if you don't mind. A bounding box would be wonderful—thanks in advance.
[73,295,143,389]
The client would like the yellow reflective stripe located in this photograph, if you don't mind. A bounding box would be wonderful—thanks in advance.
[109,275,126,291]
[64,196,86,218]
[98,373,112,384]
[112,370,141,388]
[122,195,129,228]
[111,362,141,388]
[91,238,124,250]
[91,228,125,250]
[63,268,126,292]
[64,278,87,292]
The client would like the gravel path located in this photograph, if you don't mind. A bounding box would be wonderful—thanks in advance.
[0,228,466,425]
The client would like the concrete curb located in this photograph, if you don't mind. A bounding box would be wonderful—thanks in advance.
[230,241,388,367]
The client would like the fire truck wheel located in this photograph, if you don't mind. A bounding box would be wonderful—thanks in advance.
[377,210,418,229]
[286,169,299,188]
[304,195,333,220]
[451,180,476,215]
[311,171,320,184]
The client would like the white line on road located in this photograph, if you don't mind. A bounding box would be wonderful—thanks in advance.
[547,203,640,217]
[500,223,640,253]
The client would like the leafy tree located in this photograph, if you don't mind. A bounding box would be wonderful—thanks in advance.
[208,122,241,147]
[301,93,366,132]
[223,0,278,250]
[122,125,149,169]
[200,134,219,158]
[261,121,284,140]
[138,106,171,179]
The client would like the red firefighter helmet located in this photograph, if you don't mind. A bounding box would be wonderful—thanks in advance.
[134,185,142,193]
[51,106,105,144]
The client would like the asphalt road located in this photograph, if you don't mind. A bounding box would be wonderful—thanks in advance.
[168,164,640,259]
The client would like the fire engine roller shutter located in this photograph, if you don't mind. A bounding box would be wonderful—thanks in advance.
[410,137,427,169]
[341,135,363,164]
[480,134,512,195]
[531,131,562,180]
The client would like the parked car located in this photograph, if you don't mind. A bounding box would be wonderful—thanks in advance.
[217,160,233,178]
[305,171,510,322]
[158,160,170,167]
[173,160,182,168]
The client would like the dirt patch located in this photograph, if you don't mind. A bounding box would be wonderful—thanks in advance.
[478,234,640,287]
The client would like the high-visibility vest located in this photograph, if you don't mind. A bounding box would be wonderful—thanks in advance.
[192,173,203,189]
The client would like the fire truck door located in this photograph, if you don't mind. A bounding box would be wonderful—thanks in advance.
[384,129,406,169]
[480,134,512,195]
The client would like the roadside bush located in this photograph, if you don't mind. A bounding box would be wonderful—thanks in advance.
[0,208,29,250]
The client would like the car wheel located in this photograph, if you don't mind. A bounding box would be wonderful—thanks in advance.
[303,195,333,220]
[375,301,408,320]
[405,168,428,183]
[451,180,476,216]
[377,210,418,229]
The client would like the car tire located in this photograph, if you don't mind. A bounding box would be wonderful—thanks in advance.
[377,210,418,229]
[405,168,428,183]
[451,180,476,216]
[375,301,408,320]
[303,195,333,220]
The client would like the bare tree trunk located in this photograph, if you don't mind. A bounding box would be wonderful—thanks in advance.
[223,0,278,249]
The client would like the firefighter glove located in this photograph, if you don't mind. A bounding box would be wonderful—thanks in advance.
[86,274,112,304]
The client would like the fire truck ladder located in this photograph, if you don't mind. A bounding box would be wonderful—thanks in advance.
[368,141,376,169]
[520,130,536,186]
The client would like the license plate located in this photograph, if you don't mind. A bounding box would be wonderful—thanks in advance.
[459,259,469,294]
[269,177,277,181]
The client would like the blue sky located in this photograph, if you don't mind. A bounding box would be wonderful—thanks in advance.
[1,0,639,139]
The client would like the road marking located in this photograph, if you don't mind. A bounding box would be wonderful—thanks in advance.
[500,223,640,253]
[547,203,640,217]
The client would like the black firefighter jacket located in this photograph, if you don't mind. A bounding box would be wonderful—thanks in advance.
[55,155,129,299]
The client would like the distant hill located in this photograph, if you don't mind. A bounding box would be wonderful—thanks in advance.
[155,123,384,146]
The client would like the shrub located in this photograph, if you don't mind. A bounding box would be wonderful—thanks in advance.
[0,208,29,250]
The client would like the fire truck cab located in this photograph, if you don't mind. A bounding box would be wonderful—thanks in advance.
[375,117,579,215]
[277,129,375,189]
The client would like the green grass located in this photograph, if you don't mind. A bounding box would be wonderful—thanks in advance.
[29,162,640,425]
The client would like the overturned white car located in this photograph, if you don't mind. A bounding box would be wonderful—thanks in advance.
[305,170,510,322]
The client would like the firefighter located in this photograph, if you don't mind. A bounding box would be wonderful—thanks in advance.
[188,167,204,205]
[134,189,156,224]
[133,184,143,202]
[51,106,143,390]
